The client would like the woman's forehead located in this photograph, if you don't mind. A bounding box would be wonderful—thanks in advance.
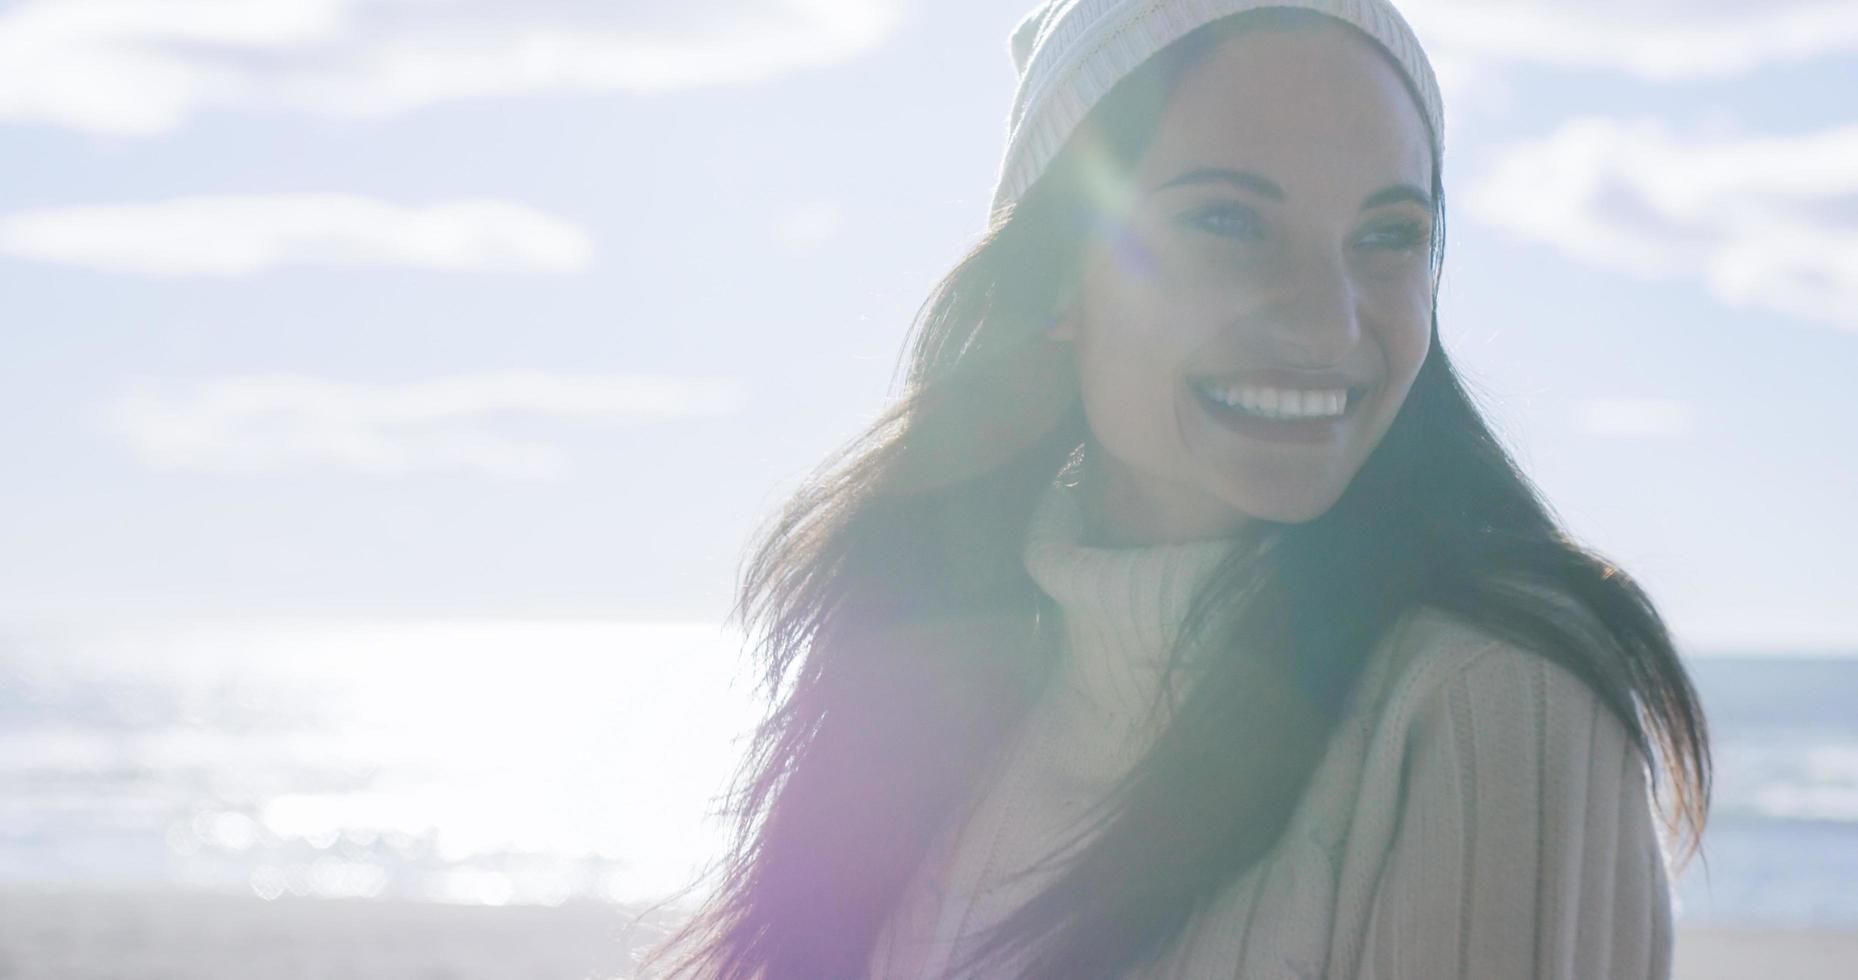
[1138,25,1435,191]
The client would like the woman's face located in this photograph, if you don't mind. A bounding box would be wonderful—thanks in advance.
[1051,22,1436,545]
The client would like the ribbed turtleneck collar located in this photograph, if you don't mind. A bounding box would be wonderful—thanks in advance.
[1020,477,1242,725]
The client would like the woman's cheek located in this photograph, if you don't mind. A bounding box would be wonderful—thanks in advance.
[1372,282,1432,377]
[1402,302,1434,372]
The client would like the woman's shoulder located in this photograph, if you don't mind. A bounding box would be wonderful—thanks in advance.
[1357,602,1639,763]
[1356,604,1523,712]
[1334,606,1679,980]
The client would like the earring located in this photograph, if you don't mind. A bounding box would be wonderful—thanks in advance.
[1056,441,1086,488]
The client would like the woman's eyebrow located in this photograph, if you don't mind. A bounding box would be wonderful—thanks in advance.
[1360,183,1432,211]
[1149,167,1433,211]
[1150,167,1284,200]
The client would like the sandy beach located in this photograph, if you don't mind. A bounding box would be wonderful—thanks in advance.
[0,886,677,980]
[1,886,1854,979]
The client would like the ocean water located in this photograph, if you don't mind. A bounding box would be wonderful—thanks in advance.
[0,620,761,910]
[0,620,1853,928]
[1673,657,1858,926]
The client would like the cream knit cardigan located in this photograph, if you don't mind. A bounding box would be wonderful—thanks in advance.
[866,478,1677,979]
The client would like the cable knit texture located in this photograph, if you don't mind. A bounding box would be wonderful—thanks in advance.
[865,478,1676,978]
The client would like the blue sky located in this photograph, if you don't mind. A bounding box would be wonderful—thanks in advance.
[2,0,1855,652]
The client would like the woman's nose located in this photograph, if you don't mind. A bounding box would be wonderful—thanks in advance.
[1258,250,1360,366]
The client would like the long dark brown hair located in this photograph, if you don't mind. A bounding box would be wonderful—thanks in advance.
[638,9,1711,979]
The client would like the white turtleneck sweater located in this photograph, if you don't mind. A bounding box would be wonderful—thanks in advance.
[865,478,1676,979]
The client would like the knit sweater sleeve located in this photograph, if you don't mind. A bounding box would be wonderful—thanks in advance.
[1351,641,1677,980]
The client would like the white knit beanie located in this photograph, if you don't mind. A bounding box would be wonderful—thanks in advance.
[990,0,1445,219]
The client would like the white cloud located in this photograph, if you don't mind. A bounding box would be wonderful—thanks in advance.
[1571,396,1693,438]
[0,193,594,275]
[1465,118,1858,329]
[0,0,904,135]
[106,371,744,479]
[1401,0,1858,81]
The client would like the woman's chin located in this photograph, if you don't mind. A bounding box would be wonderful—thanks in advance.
[1215,477,1349,526]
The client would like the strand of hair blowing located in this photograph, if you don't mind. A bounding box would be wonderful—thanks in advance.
[634,214,1098,978]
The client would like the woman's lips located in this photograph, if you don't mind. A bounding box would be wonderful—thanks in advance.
[1187,378,1362,445]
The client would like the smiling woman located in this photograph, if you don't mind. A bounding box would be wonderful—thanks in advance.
[640,2,1711,979]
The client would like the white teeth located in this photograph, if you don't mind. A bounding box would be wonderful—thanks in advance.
[1198,382,1351,420]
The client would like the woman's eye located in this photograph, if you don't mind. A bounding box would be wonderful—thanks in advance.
[1358,220,1430,252]
[1180,204,1263,241]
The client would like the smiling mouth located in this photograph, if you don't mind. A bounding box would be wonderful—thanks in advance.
[1188,379,1365,421]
